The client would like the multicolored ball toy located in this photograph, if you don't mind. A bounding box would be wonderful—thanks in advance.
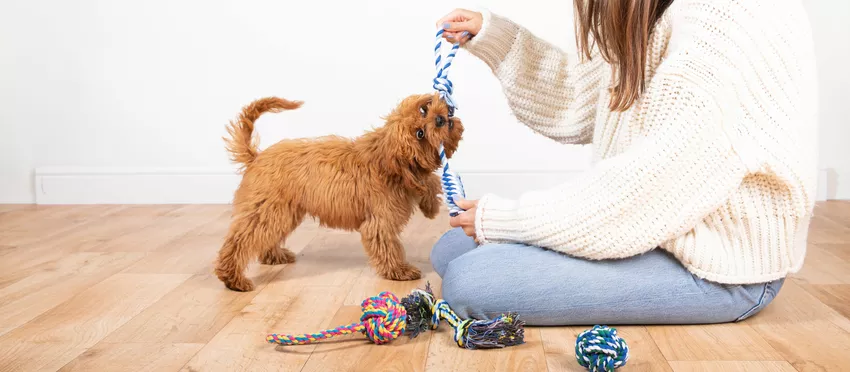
[575,325,630,371]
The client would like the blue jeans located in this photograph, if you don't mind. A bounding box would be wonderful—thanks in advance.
[430,228,784,325]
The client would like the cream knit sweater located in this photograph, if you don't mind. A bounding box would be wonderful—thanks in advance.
[465,0,819,284]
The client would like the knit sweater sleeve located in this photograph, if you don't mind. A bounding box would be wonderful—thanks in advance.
[463,10,603,145]
[473,58,750,259]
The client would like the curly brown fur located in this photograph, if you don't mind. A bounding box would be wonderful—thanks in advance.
[214,93,464,291]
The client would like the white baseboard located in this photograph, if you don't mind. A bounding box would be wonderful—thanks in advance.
[33,167,583,205]
[35,167,241,204]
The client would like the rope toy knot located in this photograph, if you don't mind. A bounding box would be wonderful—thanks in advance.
[359,291,407,344]
[433,29,459,110]
[402,284,525,349]
[575,325,629,371]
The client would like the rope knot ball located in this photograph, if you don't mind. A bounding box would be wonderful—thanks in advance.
[575,325,629,371]
[359,291,407,344]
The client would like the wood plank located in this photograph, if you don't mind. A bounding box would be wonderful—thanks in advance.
[818,243,850,263]
[0,252,146,336]
[807,213,850,245]
[0,273,190,371]
[0,205,125,252]
[541,326,672,372]
[87,205,230,253]
[667,361,797,372]
[0,204,35,213]
[181,286,349,372]
[814,201,850,227]
[424,325,546,372]
[100,269,282,344]
[59,342,204,372]
[119,209,318,276]
[647,324,782,361]
[0,205,177,276]
[749,280,850,371]
[120,234,224,275]
[792,244,850,284]
[299,305,431,372]
[798,284,850,320]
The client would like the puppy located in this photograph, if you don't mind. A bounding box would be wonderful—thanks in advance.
[214,93,464,291]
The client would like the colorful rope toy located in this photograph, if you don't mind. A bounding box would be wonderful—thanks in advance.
[403,283,525,349]
[266,291,406,345]
[433,29,467,217]
[575,325,630,371]
[266,283,525,349]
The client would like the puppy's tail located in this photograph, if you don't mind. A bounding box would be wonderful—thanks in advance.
[224,97,303,169]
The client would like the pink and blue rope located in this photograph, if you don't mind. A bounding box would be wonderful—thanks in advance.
[266,292,406,346]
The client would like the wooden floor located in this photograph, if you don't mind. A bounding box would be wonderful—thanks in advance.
[0,201,848,372]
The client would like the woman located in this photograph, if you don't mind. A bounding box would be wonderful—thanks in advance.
[430,0,818,325]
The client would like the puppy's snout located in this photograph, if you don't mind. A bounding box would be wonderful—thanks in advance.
[435,115,446,128]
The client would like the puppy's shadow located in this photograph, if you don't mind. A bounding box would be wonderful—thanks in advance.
[252,229,435,286]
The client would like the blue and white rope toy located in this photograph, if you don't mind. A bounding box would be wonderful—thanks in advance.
[575,325,630,371]
[433,29,467,217]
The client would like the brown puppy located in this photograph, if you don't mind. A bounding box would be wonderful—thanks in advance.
[214,93,464,291]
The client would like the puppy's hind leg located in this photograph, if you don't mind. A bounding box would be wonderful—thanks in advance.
[260,207,303,265]
[360,217,421,281]
[215,203,290,292]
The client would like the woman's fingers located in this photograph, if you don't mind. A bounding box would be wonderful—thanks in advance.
[444,31,472,45]
[436,9,483,40]
[462,226,476,237]
[452,197,478,210]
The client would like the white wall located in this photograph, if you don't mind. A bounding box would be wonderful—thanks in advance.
[0,0,589,204]
[0,0,847,203]
[802,0,850,200]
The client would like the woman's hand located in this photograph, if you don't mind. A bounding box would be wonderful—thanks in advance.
[436,9,483,46]
[448,198,479,238]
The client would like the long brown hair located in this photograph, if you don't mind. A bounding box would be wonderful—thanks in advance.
[574,0,673,111]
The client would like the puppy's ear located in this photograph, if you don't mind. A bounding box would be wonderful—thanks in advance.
[379,126,427,194]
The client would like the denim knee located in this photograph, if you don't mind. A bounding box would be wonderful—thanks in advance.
[735,278,785,321]
[430,228,475,278]
[440,260,476,319]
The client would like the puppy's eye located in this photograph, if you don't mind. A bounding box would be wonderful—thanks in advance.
[448,118,454,129]
[419,105,427,117]
[416,128,425,140]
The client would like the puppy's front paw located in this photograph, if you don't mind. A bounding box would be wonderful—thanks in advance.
[381,263,422,281]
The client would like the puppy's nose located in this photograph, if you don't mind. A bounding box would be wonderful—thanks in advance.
[435,115,446,128]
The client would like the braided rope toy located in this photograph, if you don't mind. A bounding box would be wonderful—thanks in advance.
[433,29,467,217]
[266,291,406,345]
[575,325,630,371]
[266,283,524,349]
[403,283,524,349]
